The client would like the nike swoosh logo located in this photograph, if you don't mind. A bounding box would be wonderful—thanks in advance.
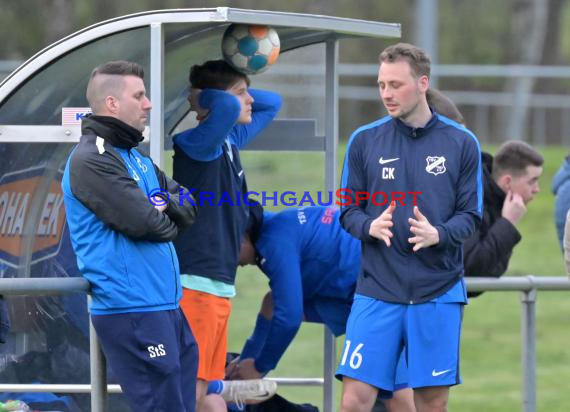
[432,369,451,377]
[378,157,399,165]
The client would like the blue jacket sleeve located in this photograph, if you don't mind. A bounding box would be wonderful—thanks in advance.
[434,133,483,249]
[229,89,282,149]
[173,89,241,161]
[254,241,303,374]
[339,132,377,243]
[69,146,179,242]
[552,160,570,249]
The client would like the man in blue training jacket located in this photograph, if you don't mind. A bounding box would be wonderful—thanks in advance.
[336,43,482,412]
[62,61,198,412]
[227,204,414,412]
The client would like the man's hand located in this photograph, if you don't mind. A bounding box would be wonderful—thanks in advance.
[225,356,240,379]
[151,196,167,212]
[227,358,263,380]
[408,206,439,251]
[189,88,209,121]
[502,190,527,225]
[369,202,396,246]
[165,190,197,229]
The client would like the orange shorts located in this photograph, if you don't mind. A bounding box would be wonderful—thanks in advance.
[179,288,231,381]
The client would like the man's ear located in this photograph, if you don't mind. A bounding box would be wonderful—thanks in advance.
[104,95,119,114]
[496,173,512,192]
[418,75,429,93]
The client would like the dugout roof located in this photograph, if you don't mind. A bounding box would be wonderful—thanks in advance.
[0,7,400,164]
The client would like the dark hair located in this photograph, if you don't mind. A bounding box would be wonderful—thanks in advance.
[493,141,544,178]
[90,60,144,80]
[426,89,465,125]
[379,43,431,79]
[245,201,264,244]
[189,60,250,90]
[86,61,145,111]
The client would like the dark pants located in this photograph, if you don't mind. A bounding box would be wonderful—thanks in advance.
[92,308,198,412]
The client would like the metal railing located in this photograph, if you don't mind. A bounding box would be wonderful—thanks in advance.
[0,276,568,412]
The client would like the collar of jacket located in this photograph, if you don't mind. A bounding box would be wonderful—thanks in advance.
[482,152,506,205]
[81,114,144,149]
[393,111,438,138]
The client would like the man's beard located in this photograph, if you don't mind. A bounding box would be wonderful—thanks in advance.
[395,100,420,123]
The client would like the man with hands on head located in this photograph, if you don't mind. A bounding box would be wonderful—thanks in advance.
[336,43,483,412]
[172,60,281,411]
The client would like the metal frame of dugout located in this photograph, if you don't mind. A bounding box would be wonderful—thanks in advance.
[0,7,401,412]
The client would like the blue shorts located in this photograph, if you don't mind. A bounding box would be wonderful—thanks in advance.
[92,308,198,412]
[336,294,463,397]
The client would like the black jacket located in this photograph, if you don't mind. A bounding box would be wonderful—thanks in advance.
[463,152,521,297]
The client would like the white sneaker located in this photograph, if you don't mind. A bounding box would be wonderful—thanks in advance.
[220,379,277,406]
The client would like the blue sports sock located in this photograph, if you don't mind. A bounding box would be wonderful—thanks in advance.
[207,380,224,395]
[240,313,272,360]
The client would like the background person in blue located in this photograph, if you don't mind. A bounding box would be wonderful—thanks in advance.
[62,61,198,412]
[552,155,570,249]
[229,204,414,412]
[172,60,281,411]
[337,43,482,412]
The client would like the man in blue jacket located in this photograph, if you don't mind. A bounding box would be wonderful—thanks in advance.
[336,43,483,412]
[62,61,198,412]
[234,205,359,377]
[227,204,414,412]
[553,155,570,249]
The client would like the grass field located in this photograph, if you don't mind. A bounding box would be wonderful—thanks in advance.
[170,145,570,411]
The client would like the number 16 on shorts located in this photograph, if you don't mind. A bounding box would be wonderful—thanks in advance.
[340,340,364,369]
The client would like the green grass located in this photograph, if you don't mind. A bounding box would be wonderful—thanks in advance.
[173,145,569,410]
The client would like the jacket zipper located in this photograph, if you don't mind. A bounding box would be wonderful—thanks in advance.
[408,135,417,304]
[129,150,179,306]
[168,243,178,305]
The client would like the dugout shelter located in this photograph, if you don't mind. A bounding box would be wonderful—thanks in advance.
[0,8,400,411]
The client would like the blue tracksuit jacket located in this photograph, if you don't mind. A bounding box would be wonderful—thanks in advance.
[249,206,360,373]
[552,157,570,249]
[62,116,196,314]
[340,113,483,304]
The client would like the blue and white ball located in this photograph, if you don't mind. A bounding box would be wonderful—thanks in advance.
[222,24,280,75]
